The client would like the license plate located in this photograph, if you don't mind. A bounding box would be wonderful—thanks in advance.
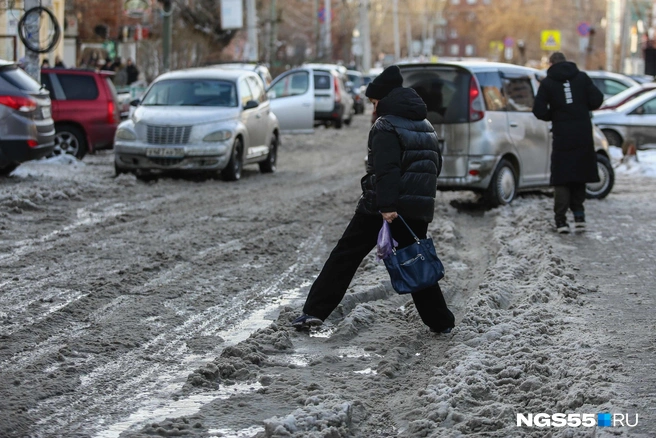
[146,148,185,157]
[41,106,51,119]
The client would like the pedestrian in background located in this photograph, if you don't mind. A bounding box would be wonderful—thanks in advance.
[292,65,455,334]
[532,51,604,234]
[54,56,65,68]
[41,59,50,68]
[126,58,140,85]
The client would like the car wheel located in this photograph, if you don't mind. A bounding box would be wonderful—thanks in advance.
[54,124,87,159]
[0,163,18,176]
[259,135,277,173]
[602,129,622,148]
[586,154,614,199]
[484,159,517,207]
[221,137,243,181]
[344,112,352,126]
[334,117,343,129]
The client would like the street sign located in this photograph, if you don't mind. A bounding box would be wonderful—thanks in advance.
[577,21,591,37]
[541,30,561,51]
[220,0,243,30]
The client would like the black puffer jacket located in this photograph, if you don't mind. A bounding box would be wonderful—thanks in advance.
[532,61,604,185]
[356,87,442,223]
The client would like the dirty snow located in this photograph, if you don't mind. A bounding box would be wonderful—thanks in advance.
[0,115,654,438]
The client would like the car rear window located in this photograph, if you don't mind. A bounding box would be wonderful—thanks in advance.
[0,66,41,92]
[57,74,99,100]
[402,67,471,124]
[141,79,238,107]
[314,73,332,90]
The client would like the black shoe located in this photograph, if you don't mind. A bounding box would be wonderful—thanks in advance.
[556,221,570,234]
[574,215,586,232]
[430,326,453,334]
[292,314,323,329]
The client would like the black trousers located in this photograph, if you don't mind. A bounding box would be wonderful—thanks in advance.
[303,212,455,331]
[554,183,586,223]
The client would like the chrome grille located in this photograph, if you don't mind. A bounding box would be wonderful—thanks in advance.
[146,125,192,145]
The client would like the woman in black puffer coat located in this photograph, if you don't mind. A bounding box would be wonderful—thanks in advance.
[292,65,455,333]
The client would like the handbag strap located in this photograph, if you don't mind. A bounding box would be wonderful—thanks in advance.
[396,214,421,244]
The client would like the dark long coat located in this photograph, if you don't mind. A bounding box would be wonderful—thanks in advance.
[532,61,604,185]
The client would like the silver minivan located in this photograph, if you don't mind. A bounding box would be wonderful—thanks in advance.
[397,62,614,206]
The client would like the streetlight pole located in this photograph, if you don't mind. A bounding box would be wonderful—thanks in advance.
[23,0,40,81]
[159,0,172,72]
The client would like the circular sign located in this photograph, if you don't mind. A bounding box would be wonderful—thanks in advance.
[503,37,514,48]
[577,22,591,37]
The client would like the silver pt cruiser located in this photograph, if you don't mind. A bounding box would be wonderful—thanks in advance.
[114,67,279,181]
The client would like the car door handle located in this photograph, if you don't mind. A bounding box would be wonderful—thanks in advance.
[509,122,519,127]
[256,114,262,119]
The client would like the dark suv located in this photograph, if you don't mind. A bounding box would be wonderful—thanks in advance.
[41,68,120,159]
[0,60,55,175]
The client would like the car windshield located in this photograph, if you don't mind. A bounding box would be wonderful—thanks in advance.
[614,90,656,113]
[602,84,654,108]
[141,79,238,107]
[347,74,362,88]
[0,65,41,92]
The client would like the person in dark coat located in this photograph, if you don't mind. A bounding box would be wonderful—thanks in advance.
[126,58,140,85]
[532,52,604,234]
[292,65,455,333]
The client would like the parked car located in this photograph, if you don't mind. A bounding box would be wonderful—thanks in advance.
[114,67,279,181]
[370,62,614,205]
[268,63,354,130]
[41,67,121,159]
[593,89,656,149]
[209,62,273,88]
[585,70,639,100]
[0,60,55,175]
[598,82,656,110]
[346,70,366,114]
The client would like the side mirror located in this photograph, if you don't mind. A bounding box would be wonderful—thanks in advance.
[634,106,645,115]
[244,99,259,110]
[130,99,140,107]
[267,90,276,100]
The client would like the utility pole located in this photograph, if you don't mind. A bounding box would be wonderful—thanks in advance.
[406,12,412,60]
[618,0,631,73]
[161,0,172,72]
[246,0,258,61]
[360,0,371,72]
[393,0,400,61]
[314,0,320,59]
[324,0,331,61]
[269,0,277,64]
[23,0,40,81]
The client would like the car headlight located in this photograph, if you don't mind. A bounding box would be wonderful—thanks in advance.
[203,130,233,142]
[116,128,136,141]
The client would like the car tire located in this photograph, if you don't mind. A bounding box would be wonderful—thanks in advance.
[221,137,243,181]
[334,117,343,129]
[259,135,277,173]
[344,112,352,126]
[0,163,18,176]
[54,124,87,159]
[602,129,622,148]
[484,159,517,207]
[586,154,614,199]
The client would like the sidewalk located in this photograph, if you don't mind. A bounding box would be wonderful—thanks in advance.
[561,174,656,435]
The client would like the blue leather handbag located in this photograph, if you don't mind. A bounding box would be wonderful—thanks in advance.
[382,215,445,294]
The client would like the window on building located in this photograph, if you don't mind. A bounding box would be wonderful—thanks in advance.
[465,44,475,56]
[450,44,460,56]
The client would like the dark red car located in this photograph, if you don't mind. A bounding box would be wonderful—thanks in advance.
[41,68,120,159]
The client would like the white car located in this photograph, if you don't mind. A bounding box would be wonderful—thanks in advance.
[267,64,354,132]
[114,68,279,181]
[593,89,656,149]
[585,70,640,100]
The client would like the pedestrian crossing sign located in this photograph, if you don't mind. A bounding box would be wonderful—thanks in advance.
[541,30,561,51]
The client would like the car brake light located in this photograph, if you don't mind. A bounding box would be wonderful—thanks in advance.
[469,76,485,122]
[0,95,37,112]
[27,139,38,148]
[334,77,341,103]
[107,100,116,124]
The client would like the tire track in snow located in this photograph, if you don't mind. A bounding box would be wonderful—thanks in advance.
[30,230,323,437]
